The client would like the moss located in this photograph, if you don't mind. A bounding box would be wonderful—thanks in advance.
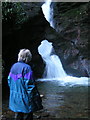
[2,2,28,26]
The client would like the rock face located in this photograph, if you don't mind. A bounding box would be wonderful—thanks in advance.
[49,2,89,77]
[2,2,89,80]
[2,2,47,79]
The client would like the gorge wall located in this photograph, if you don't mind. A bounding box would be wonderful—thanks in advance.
[51,2,89,77]
[2,2,89,83]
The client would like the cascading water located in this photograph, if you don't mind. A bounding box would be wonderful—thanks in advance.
[38,40,89,86]
[38,40,67,78]
[40,1,89,86]
[41,0,54,28]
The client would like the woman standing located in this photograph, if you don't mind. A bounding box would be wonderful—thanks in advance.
[8,49,43,120]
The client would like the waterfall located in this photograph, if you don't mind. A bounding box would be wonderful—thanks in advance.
[38,40,67,78]
[41,0,54,28]
[38,40,89,86]
[40,1,89,86]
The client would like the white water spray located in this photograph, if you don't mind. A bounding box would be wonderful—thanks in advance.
[38,40,89,86]
[38,40,67,78]
[41,0,54,28]
[40,1,89,86]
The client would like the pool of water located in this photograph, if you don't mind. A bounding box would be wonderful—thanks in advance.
[2,79,89,119]
[37,80,89,118]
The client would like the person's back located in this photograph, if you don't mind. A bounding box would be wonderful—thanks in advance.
[8,49,43,120]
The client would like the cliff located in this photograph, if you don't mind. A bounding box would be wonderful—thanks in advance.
[49,2,89,77]
[2,2,89,79]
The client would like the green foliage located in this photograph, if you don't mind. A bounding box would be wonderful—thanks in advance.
[2,2,28,25]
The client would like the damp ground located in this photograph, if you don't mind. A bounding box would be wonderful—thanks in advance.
[1,80,89,119]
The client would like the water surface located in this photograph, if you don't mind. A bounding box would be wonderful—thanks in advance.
[2,79,89,119]
[37,80,89,118]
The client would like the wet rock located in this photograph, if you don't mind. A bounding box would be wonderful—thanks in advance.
[2,2,90,100]
[41,113,50,117]
[2,2,48,81]
[52,2,89,77]
[33,113,41,119]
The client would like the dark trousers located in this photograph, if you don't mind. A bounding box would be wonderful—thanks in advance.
[15,112,33,120]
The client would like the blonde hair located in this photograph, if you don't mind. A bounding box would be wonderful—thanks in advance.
[18,49,32,63]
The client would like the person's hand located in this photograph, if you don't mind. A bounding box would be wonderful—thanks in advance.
[40,94,44,98]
